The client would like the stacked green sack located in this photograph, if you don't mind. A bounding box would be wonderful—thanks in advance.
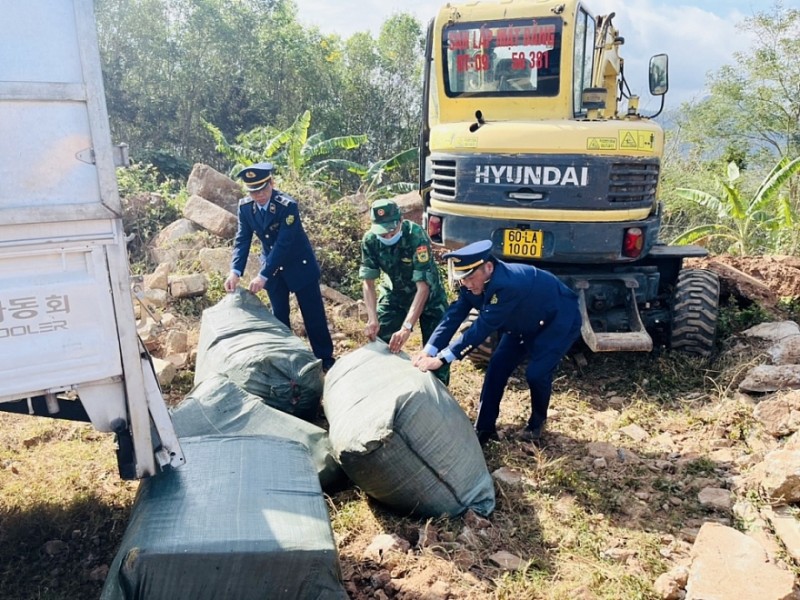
[100,435,347,600]
[195,289,322,421]
[171,374,346,492]
[323,342,496,518]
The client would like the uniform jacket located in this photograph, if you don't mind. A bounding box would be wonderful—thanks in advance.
[358,220,447,305]
[230,189,320,291]
[428,260,579,360]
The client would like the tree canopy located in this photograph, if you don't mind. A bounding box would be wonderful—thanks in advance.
[95,0,424,181]
[97,0,800,255]
[661,1,800,251]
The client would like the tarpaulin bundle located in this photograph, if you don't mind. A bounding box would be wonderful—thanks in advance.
[100,435,348,600]
[323,342,495,518]
[194,288,322,421]
[171,374,346,492]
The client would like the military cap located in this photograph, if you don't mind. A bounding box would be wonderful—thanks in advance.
[369,199,402,235]
[237,162,274,191]
[443,239,494,279]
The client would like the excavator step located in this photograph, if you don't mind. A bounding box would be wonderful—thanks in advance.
[576,279,653,353]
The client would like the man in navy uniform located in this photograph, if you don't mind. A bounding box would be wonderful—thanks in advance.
[412,240,581,446]
[224,162,335,371]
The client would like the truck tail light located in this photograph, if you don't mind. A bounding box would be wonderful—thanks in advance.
[427,215,442,243]
[623,227,644,258]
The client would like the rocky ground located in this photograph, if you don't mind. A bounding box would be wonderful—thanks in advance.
[123,178,800,598]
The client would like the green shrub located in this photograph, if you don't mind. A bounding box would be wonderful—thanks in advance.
[277,179,365,299]
[117,163,186,269]
[716,296,771,339]
[134,149,192,182]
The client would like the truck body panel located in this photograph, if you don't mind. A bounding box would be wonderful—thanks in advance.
[0,0,184,477]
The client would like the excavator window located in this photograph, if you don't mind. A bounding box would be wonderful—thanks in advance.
[443,17,562,98]
[572,8,596,116]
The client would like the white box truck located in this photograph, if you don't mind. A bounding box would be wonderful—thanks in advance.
[0,0,184,478]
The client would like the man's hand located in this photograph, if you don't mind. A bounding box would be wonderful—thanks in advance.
[388,328,411,353]
[224,272,240,292]
[412,353,443,373]
[248,275,267,293]
[364,319,379,341]
[411,351,426,366]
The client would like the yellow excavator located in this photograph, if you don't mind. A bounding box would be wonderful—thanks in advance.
[419,0,719,360]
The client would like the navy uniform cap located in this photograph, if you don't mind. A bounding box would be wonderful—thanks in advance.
[237,162,274,191]
[443,240,494,279]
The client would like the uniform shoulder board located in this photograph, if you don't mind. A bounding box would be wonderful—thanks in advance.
[239,196,254,206]
[273,193,295,207]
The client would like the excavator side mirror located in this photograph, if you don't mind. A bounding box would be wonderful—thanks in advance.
[649,54,668,96]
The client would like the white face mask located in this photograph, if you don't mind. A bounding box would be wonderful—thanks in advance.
[377,228,403,246]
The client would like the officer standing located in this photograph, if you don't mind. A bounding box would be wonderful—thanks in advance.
[360,199,450,385]
[412,240,581,446]
[224,162,335,371]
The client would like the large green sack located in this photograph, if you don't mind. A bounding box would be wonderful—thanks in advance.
[171,374,346,492]
[100,435,347,600]
[323,342,496,518]
[195,289,322,420]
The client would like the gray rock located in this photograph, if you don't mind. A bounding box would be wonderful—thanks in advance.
[739,365,800,393]
[685,523,795,600]
[767,335,800,365]
[183,194,237,239]
[186,163,242,214]
[741,321,800,342]
[149,218,203,266]
[697,487,732,511]
[168,273,208,298]
[754,391,800,438]
[489,550,526,571]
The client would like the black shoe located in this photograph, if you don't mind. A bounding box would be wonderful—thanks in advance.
[520,423,545,445]
[476,429,499,447]
[322,358,336,373]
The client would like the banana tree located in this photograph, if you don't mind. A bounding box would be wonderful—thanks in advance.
[671,156,800,255]
[203,110,368,184]
[321,147,419,201]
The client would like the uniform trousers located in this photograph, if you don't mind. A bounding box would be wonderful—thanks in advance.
[475,311,581,432]
[267,277,334,365]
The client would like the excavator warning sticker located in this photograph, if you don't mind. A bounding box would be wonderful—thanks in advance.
[450,134,478,148]
[587,138,617,150]
[619,130,655,152]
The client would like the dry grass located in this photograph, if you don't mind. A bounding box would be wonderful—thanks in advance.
[0,308,772,599]
[0,414,137,599]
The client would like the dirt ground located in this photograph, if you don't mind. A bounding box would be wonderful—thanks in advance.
[1,253,799,599]
[688,254,800,309]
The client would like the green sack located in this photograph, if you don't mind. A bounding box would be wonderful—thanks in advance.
[171,374,346,491]
[100,435,347,600]
[195,289,322,420]
[324,341,496,518]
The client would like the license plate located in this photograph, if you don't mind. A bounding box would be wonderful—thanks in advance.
[503,228,543,258]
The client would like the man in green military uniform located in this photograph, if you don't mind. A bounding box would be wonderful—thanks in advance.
[360,199,450,385]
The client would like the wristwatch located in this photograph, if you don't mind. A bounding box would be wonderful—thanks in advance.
[402,321,414,332]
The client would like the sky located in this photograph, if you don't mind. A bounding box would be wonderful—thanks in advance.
[292,0,792,111]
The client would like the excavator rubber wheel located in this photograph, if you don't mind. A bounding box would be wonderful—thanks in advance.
[669,268,720,358]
